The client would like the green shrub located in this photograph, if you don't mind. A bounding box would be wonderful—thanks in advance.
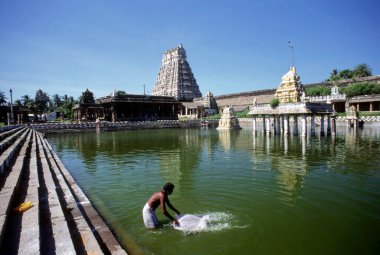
[305,85,331,96]
[343,82,380,97]
[204,114,221,120]
[335,112,380,117]
[270,98,280,108]
[358,111,380,117]
[236,108,250,118]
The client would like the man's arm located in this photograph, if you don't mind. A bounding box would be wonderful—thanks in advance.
[160,193,179,225]
[166,196,180,215]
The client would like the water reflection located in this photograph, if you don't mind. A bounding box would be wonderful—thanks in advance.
[284,135,288,155]
[158,129,203,187]
[301,136,306,158]
[46,125,380,255]
[251,133,308,205]
[218,130,241,151]
[249,125,380,206]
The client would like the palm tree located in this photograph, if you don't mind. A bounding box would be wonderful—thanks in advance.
[14,99,22,107]
[330,69,339,77]
[34,89,49,115]
[353,63,372,78]
[21,95,33,107]
[0,91,7,105]
[339,69,354,79]
[327,69,340,81]
[62,94,69,105]
[52,94,62,108]
[59,95,77,120]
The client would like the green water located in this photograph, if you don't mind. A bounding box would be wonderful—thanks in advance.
[47,125,380,255]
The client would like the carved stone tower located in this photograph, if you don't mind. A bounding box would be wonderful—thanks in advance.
[274,66,304,103]
[153,44,202,101]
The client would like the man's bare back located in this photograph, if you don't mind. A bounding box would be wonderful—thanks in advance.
[147,191,164,210]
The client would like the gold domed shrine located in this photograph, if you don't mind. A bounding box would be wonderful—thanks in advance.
[274,66,304,103]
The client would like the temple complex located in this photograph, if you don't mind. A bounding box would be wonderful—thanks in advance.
[153,44,202,101]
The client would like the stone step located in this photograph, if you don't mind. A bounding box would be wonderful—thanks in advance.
[17,130,40,254]
[45,136,128,255]
[0,126,26,154]
[35,132,76,254]
[37,132,104,254]
[0,127,29,176]
[0,126,24,142]
[0,129,32,248]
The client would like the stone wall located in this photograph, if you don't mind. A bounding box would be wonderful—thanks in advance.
[215,89,275,110]
[214,75,380,110]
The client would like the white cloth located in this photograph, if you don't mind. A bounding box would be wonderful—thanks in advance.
[174,214,208,232]
[142,203,159,228]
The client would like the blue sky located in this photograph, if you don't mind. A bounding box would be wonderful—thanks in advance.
[1,0,379,101]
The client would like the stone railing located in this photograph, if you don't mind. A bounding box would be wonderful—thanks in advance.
[29,119,220,132]
[239,116,380,123]
[307,94,346,102]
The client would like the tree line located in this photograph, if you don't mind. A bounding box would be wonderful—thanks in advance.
[0,88,95,121]
[326,63,372,81]
[305,63,379,97]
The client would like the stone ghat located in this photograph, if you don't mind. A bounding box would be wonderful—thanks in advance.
[0,126,128,254]
[29,119,220,132]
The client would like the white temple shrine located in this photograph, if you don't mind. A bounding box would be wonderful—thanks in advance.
[217,107,242,130]
[248,66,335,136]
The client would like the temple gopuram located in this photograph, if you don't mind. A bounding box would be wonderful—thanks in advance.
[153,44,202,101]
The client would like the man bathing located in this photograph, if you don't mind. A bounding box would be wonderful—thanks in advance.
[142,182,181,228]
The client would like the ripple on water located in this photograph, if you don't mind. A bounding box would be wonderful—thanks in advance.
[170,211,248,235]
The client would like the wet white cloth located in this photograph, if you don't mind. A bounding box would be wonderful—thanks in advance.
[174,214,208,232]
[142,203,159,228]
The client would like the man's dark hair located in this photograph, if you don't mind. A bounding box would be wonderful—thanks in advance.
[163,182,174,192]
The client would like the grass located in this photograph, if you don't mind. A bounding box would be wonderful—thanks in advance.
[358,111,380,117]
[324,112,380,117]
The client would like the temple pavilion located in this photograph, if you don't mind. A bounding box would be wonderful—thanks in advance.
[73,92,180,122]
[249,66,336,136]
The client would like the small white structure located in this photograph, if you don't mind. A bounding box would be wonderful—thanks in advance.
[217,107,242,130]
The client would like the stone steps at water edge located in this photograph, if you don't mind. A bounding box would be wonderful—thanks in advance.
[0,127,29,175]
[0,126,128,254]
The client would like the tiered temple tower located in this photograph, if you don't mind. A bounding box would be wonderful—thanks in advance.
[153,44,202,101]
[274,66,304,103]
